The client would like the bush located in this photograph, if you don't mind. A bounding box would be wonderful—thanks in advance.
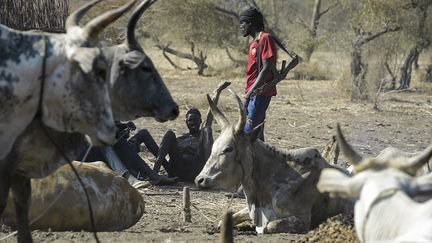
[291,62,331,80]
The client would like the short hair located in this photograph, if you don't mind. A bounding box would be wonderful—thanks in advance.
[186,108,201,118]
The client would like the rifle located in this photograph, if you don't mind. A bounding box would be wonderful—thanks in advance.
[251,35,302,97]
[251,55,300,96]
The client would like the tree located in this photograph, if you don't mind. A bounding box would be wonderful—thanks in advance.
[295,0,338,61]
[398,0,432,89]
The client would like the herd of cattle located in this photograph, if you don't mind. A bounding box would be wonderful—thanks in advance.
[0,0,431,242]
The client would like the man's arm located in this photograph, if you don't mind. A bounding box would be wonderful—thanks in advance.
[245,58,275,100]
[202,81,231,128]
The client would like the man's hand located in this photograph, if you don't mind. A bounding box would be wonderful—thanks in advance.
[126,121,136,131]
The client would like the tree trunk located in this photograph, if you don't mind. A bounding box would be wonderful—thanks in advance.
[425,65,432,82]
[351,45,368,99]
[398,46,419,89]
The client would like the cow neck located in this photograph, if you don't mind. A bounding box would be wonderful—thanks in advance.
[238,140,273,226]
[360,187,399,242]
[35,35,49,119]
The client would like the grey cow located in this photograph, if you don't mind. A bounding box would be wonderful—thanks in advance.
[10,0,179,180]
[0,1,140,242]
[195,89,352,234]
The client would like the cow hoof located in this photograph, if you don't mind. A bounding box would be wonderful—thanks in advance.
[265,217,306,234]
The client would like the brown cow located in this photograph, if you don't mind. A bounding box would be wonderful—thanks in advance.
[1,161,144,231]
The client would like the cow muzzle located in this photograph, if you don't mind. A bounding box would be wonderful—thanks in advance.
[92,130,116,146]
[195,175,212,189]
[154,102,179,122]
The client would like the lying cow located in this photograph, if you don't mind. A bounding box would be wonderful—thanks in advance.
[195,89,352,234]
[317,124,432,242]
[0,1,139,242]
[1,161,144,231]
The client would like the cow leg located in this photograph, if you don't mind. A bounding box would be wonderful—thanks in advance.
[11,174,32,243]
[0,151,18,218]
[232,207,251,225]
[264,216,306,234]
[0,170,13,218]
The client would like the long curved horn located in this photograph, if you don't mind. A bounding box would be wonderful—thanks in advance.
[336,124,363,165]
[227,89,247,133]
[206,94,229,129]
[126,0,157,48]
[402,145,432,175]
[83,0,137,40]
[65,0,102,32]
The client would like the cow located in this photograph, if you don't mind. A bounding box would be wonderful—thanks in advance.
[317,124,432,242]
[374,146,432,176]
[0,1,140,242]
[195,89,352,234]
[1,161,144,232]
[1,0,179,239]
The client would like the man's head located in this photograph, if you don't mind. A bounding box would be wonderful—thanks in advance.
[185,108,202,134]
[239,7,264,37]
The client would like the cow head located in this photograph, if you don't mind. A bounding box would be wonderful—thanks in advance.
[195,89,261,190]
[317,124,432,199]
[102,0,179,122]
[42,0,137,145]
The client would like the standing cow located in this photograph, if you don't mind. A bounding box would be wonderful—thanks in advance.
[318,124,432,242]
[195,89,352,234]
[1,0,179,239]
[0,1,139,242]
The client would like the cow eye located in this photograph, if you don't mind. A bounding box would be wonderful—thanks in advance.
[222,146,234,154]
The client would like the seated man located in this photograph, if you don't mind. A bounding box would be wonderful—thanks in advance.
[85,121,175,189]
[135,81,230,182]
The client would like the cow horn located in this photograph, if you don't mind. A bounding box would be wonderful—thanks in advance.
[206,94,229,129]
[336,124,363,165]
[126,0,157,49]
[65,0,102,32]
[227,89,247,133]
[82,0,137,40]
[402,145,432,175]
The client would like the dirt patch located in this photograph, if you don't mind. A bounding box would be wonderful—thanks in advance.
[1,72,431,242]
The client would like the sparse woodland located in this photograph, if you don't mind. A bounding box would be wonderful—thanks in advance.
[0,1,431,242]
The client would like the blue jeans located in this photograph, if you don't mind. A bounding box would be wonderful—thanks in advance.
[244,95,272,141]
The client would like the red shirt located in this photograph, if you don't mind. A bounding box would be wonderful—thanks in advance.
[245,32,277,96]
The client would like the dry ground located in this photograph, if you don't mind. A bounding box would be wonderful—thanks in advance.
[1,67,431,242]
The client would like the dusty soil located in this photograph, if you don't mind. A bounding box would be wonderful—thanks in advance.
[1,69,431,242]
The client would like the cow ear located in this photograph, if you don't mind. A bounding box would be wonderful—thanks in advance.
[247,122,264,142]
[70,47,101,74]
[317,168,358,198]
[121,50,145,69]
[410,173,432,196]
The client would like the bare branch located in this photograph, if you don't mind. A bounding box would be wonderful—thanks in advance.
[356,26,401,46]
[318,2,338,18]
[214,6,239,21]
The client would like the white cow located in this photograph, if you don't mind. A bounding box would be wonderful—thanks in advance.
[317,124,432,242]
[0,1,137,242]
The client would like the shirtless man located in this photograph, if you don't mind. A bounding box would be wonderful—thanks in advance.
[134,81,230,182]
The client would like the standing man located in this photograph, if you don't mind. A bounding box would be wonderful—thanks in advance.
[240,7,278,141]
